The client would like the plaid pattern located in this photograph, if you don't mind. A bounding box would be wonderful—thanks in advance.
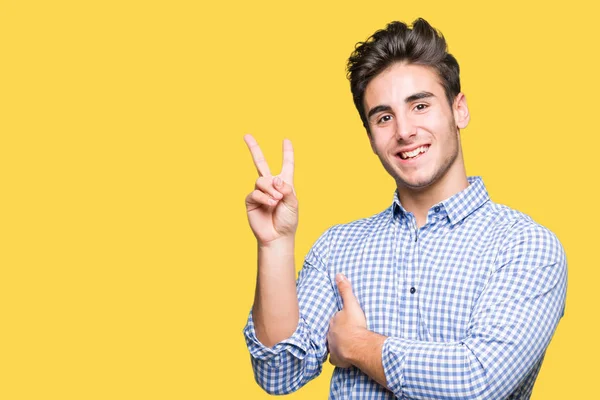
[244,177,567,399]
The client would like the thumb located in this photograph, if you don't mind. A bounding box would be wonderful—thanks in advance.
[336,274,358,309]
[273,176,298,209]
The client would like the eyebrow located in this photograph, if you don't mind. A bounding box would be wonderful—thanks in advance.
[367,105,393,120]
[366,91,436,120]
[405,91,435,103]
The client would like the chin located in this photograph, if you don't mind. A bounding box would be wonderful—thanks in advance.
[396,171,437,190]
[404,172,450,191]
[399,179,435,191]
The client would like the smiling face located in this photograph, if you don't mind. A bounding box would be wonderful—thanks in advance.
[364,62,470,199]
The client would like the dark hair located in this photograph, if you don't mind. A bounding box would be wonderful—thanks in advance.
[347,18,461,133]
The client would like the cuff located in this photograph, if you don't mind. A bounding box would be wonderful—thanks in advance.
[381,336,414,396]
[243,311,310,364]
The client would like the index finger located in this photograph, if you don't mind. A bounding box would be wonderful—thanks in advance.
[280,138,294,183]
[244,134,272,177]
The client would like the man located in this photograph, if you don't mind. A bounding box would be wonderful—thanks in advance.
[242,18,567,399]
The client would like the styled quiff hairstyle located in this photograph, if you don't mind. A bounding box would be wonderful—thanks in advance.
[347,18,461,133]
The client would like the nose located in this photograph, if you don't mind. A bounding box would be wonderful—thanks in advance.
[395,116,417,141]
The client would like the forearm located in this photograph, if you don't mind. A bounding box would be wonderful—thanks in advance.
[348,331,489,399]
[347,329,389,390]
[382,336,489,399]
[253,236,299,347]
[245,248,339,395]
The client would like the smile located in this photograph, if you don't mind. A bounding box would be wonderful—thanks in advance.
[398,145,430,160]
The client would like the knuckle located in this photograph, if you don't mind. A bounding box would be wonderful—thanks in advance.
[256,176,272,188]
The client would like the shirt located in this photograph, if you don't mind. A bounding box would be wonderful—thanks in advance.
[243,177,567,399]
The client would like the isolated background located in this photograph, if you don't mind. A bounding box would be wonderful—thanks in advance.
[1,0,597,398]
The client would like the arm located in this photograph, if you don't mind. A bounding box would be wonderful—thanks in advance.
[244,231,339,394]
[242,135,338,394]
[243,134,299,346]
[329,223,567,399]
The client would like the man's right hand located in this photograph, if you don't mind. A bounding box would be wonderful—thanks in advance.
[244,134,298,246]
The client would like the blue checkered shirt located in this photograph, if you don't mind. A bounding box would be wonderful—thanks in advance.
[244,177,567,399]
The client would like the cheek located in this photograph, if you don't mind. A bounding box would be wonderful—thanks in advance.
[370,137,389,155]
[424,112,448,131]
[428,116,457,144]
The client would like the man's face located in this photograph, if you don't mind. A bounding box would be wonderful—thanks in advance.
[364,63,469,193]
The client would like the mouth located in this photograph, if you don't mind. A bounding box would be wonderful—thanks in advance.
[397,144,430,161]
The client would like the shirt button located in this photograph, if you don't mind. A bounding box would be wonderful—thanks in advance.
[434,206,440,213]
[410,287,416,294]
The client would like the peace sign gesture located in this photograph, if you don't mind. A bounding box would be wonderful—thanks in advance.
[244,134,298,246]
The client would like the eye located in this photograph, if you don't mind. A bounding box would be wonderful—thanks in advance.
[414,103,428,111]
[377,114,393,124]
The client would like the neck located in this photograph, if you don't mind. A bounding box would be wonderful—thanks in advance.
[397,157,468,228]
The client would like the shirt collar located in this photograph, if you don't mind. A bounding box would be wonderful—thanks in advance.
[391,176,490,226]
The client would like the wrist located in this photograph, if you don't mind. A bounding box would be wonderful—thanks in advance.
[258,235,295,252]
[347,328,387,367]
[257,236,296,273]
[345,327,370,364]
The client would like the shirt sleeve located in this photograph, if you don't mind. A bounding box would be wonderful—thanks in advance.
[382,222,568,400]
[242,228,339,395]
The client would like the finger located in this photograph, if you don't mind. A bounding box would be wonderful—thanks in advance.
[246,189,278,209]
[335,274,358,309]
[329,353,351,369]
[280,138,294,183]
[255,176,283,201]
[273,176,298,210]
[244,134,272,177]
[329,353,336,366]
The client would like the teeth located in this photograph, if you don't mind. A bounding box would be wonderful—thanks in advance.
[400,145,428,159]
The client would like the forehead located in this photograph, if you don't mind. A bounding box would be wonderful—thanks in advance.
[363,63,444,109]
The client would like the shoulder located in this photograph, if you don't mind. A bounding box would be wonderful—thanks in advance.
[483,202,565,269]
[305,207,392,267]
[327,207,391,238]
[487,202,561,245]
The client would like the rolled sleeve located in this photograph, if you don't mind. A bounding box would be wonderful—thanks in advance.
[381,336,413,396]
[242,228,339,395]
[243,312,310,363]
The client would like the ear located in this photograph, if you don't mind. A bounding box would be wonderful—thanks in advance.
[453,92,470,129]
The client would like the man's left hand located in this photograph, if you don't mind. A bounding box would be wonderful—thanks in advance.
[327,273,368,368]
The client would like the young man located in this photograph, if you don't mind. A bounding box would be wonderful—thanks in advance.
[242,18,567,399]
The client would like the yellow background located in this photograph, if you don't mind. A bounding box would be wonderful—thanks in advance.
[1,0,597,398]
